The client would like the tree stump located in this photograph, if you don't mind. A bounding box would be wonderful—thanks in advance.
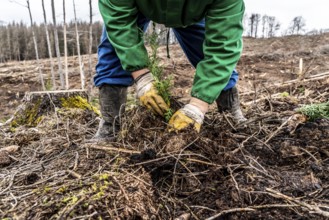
[9,89,99,128]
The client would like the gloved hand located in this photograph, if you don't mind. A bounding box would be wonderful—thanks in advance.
[135,72,169,116]
[168,104,205,133]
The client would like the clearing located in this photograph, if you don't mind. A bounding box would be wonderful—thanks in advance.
[0,34,329,219]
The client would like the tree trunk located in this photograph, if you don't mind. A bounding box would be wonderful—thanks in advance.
[27,0,45,90]
[42,0,56,90]
[73,0,85,90]
[51,0,64,89]
[88,0,93,91]
[6,27,12,61]
[63,0,69,89]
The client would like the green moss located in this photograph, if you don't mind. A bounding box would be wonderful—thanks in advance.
[43,186,52,193]
[91,183,98,192]
[98,173,109,181]
[56,186,68,194]
[62,195,78,205]
[60,96,100,116]
[10,99,43,128]
[280,91,290,97]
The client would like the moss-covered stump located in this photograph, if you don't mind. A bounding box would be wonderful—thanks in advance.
[10,90,99,128]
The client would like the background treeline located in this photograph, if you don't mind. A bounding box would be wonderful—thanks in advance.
[243,13,329,38]
[0,21,102,63]
[1,14,328,64]
[0,21,178,63]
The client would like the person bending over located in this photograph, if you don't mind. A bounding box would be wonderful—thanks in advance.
[93,0,247,141]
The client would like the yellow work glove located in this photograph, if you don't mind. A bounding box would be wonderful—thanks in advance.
[168,104,205,133]
[135,72,169,116]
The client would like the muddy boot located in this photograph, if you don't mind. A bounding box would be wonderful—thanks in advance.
[90,84,127,142]
[216,86,247,124]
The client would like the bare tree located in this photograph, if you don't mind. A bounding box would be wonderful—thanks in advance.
[42,0,56,90]
[289,16,306,35]
[73,0,85,89]
[11,24,20,61]
[6,26,12,61]
[247,13,261,38]
[0,19,102,62]
[0,25,6,62]
[51,0,64,89]
[63,0,69,89]
[248,14,255,37]
[253,14,261,38]
[27,0,45,90]
[88,0,93,89]
[262,15,268,38]
[267,16,281,37]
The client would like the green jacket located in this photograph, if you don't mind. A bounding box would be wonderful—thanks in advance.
[99,0,245,104]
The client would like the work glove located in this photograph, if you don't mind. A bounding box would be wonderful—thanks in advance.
[135,72,170,116]
[168,104,205,133]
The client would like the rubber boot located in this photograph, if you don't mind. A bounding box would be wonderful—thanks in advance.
[216,86,247,124]
[91,84,127,142]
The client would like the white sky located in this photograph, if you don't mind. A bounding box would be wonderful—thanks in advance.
[244,0,329,31]
[0,0,328,32]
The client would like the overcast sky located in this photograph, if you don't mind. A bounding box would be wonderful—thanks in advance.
[0,0,328,32]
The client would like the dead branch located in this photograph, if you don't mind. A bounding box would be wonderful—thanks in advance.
[241,71,329,97]
[113,176,129,202]
[206,207,256,220]
[58,197,86,220]
[266,188,329,218]
[85,144,141,154]
[264,115,293,144]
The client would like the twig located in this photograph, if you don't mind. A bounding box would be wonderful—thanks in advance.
[58,197,86,220]
[113,176,129,202]
[206,204,299,220]
[177,159,201,185]
[0,117,13,127]
[231,132,257,154]
[66,170,82,179]
[264,115,293,144]
[174,213,191,220]
[222,113,236,131]
[9,192,18,211]
[228,167,241,199]
[190,205,216,212]
[266,188,329,218]
[122,170,152,187]
[73,151,79,171]
[185,158,224,167]
[299,147,320,164]
[85,144,140,154]
[71,211,98,220]
[206,207,255,220]
[0,173,16,196]
[173,137,199,176]
[246,156,275,180]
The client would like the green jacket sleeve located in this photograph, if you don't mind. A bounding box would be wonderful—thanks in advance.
[191,0,245,104]
[99,0,148,71]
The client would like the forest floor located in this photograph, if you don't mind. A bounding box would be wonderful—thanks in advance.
[0,33,329,219]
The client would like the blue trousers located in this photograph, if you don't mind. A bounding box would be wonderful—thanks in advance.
[94,14,238,92]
